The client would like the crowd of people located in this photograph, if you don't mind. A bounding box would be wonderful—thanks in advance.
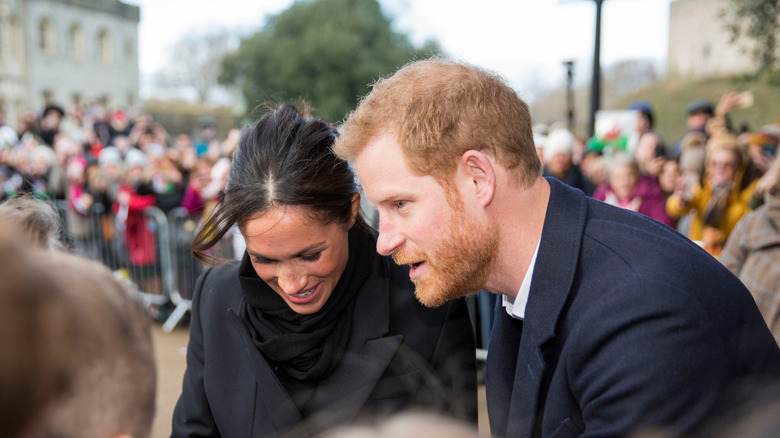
[0,102,242,311]
[2,89,778,296]
[0,101,239,223]
[2,58,780,438]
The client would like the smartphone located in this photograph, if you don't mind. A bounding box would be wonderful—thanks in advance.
[681,171,699,202]
[735,91,754,109]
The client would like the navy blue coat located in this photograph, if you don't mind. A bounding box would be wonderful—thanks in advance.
[486,178,780,438]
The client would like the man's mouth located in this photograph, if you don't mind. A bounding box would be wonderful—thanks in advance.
[408,261,426,280]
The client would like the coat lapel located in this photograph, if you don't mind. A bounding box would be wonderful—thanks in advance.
[229,310,302,438]
[486,309,524,438]
[507,178,587,438]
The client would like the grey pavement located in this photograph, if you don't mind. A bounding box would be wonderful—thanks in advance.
[151,322,189,438]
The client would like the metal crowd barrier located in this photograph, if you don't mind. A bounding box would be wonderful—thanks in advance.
[163,207,202,333]
[55,201,202,333]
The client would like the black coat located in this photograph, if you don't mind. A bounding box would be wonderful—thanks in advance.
[486,178,780,438]
[172,246,477,438]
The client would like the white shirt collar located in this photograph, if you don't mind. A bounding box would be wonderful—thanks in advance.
[502,239,541,320]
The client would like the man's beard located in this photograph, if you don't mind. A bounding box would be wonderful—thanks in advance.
[393,202,498,308]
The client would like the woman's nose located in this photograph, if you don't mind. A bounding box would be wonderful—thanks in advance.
[277,265,306,294]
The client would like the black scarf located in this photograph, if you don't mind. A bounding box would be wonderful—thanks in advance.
[239,227,375,382]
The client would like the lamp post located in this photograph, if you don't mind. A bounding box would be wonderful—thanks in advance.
[588,0,604,138]
[560,0,610,136]
[563,60,575,133]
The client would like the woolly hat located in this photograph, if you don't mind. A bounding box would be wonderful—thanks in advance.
[0,126,18,149]
[98,146,122,167]
[685,99,714,116]
[65,157,87,181]
[144,143,165,158]
[544,129,575,162]
[110,109,127,124]
[42,104,65,118]
[758,124,780,143]
[629,100,654,128]
[124,148,148,168]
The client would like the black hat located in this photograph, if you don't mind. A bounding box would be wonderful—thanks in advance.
[685,99,714,117]
[42,104,65,118]
[629,100,654,128]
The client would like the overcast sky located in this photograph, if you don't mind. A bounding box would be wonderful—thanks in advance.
[125,0,673,101]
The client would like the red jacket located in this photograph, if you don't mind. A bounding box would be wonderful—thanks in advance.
[115,183,157,266]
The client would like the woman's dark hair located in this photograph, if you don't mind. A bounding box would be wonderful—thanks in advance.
[192,104,364,264]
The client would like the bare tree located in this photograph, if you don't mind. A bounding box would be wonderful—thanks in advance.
[720,0,780,78]
[602,59,661,105]
[156,27,240,104]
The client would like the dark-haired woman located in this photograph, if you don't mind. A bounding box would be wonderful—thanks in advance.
[171,105,477,438]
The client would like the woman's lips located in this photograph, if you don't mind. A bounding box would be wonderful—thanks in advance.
[286,282,322,304]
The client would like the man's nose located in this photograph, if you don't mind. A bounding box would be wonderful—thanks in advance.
[376,218,404,256]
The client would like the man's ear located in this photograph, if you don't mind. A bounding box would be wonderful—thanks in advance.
[460,150,496,207]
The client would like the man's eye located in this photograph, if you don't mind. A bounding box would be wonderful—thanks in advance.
[252,257,273,265]
[301,252,322,262]
[395,200,407,209]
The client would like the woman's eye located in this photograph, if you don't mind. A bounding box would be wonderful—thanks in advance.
[252,257,272,265]
[301,252,322,262]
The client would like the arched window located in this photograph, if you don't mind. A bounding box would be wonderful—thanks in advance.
[97,29,113,66]
[69,23,84,62]
[39,18,55,57]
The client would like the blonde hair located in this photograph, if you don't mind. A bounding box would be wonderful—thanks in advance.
[681,131,707,151]
[605,152,640,182]
[706,133,746,170]
[335,58,540,188]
